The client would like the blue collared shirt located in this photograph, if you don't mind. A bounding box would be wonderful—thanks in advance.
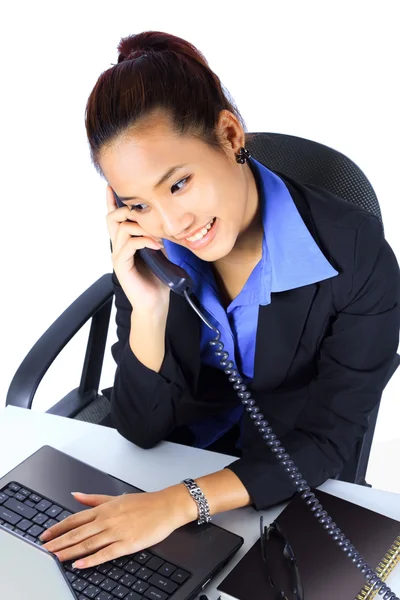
[163,157,338,448]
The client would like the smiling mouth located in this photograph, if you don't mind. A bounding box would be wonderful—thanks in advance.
[184,217,216,242]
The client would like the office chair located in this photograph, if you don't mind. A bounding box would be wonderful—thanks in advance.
[6,132,400,487]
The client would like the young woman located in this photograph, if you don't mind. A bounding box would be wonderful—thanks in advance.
[41,30,400,571]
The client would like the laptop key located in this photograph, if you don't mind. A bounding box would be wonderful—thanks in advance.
[0,506,22,525]
[13,528,25,537]
[74,567,94,579]
[107,567,125,581]
[125,593,142,600]
[112,556,129,568]
[97,562,113,575]
[33,512,48,525]
[123,560,140,575]
[29,493,42,503]
[27,524,44,538]
[24,534,36,542]
[157,562,176,577]
[66,571,77,583]
[4,489,15,497]
[4,498,37,520]
[99,578,117,592]
[8,483,21,492]
[46,504,63,518]
[119,573,137,587]
[0,492,8,504]
[95,593,113,600]
[57,510,73,521]
[82,584,101,598]
[170,568,190,584]
[113,584,130,598]
[36,499,52,512]
[146,557,164,571]
[134,551,151,564]
[144,587,169,600]
[131,580,149,594]
[24,500,37,508]
[19,488,31,497]
[43,518,58,529]
[72,578,90,592]
[14,493,26,502]
[136,567,152,581]
[148,574,178,595]
[88,572,105,586]
[17,518,32,531]
[3,522,15,531]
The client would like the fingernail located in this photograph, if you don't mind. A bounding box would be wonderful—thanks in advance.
[73,560,85,568]
[71,492,85,496]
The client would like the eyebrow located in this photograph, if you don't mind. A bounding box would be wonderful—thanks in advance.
[117,164,187,202]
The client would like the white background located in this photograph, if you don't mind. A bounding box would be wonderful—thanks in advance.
[1,1,399,491]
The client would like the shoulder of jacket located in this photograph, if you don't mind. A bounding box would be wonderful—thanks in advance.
[294,179,381,233]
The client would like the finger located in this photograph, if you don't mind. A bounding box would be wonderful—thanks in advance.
[106,184,117,213]
[113,236,163,270]
[106,209,142,250]
[42,520,105,553]
[52,530,117,565]
[71,492,115,507]
[40,508,96,542]
[72,541,132,570]
[113,228,163,258]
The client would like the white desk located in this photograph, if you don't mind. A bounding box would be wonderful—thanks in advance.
[1,406,400,599]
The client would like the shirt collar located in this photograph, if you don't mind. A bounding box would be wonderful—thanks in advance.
[247,156,338,299]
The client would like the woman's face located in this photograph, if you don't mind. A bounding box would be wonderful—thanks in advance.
[99,110,260,263]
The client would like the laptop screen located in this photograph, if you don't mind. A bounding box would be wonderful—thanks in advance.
[0,526,75,599]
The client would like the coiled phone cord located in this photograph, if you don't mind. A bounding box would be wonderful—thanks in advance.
[184,290,398,600]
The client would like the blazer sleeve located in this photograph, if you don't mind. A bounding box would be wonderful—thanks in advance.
[227,215,400,510]
[109,271,239,448]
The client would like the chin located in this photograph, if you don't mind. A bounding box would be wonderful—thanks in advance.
[196,239,235,262]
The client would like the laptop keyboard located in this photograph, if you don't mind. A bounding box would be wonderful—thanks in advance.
[0,482,192,599]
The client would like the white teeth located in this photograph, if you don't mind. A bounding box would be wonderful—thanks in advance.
[186,218,215,242]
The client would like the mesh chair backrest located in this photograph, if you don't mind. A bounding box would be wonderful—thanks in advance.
[246,132,383,227]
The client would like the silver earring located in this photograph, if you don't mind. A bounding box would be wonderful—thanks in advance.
[236,146,251,164]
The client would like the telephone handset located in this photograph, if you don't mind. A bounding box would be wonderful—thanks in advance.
[113,190,194,295]
[112,188,397,599]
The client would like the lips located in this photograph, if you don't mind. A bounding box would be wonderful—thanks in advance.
[183,216,218,250]
[175,218,216,241]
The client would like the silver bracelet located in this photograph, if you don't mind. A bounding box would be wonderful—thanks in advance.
[181,478,212,525]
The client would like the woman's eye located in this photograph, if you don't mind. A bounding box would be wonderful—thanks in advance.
[129,176,191,212]
[171,176,191,194]
[129,203,148,212]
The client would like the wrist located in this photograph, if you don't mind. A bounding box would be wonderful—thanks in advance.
[159,483,199,528]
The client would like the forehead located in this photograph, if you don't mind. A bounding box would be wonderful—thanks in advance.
[100,114,203,185]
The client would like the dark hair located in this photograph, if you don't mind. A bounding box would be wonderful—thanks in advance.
[85,30,255,177]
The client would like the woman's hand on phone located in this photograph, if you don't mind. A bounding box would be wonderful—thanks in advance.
[106,184,171,315]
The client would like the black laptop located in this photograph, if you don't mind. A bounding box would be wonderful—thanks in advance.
[0,445,243,600]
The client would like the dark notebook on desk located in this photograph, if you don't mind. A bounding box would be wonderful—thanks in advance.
[217,489,400,600]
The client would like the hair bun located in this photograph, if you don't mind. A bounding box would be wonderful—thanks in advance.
[117,31,174,63]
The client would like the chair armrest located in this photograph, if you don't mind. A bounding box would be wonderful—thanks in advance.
[6,273,114,410]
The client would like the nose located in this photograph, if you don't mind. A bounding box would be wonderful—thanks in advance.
[161,210,194,239]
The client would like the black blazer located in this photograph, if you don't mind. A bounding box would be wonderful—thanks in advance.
[109,172,400,510]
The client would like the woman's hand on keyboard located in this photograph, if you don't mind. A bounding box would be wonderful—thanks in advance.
[39,486,197,569]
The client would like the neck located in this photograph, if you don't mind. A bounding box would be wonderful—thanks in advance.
[218,161,263,267]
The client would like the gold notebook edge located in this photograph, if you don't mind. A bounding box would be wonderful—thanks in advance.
[356,536,400,600]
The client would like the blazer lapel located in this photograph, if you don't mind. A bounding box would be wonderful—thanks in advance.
[167,292,201,392]
[253,284,318,390]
